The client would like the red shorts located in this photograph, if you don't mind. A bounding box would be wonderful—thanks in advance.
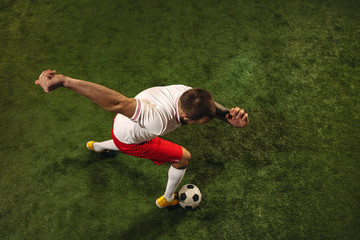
[112,131,183,165]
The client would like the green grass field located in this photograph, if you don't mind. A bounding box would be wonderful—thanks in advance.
[1,0,359,239]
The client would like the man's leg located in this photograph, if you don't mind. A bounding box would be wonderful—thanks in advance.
[156,147,191,208]
[111,135,188,208]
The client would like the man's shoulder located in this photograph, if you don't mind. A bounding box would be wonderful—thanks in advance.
[136,85,191,98]
[152,84,192,92]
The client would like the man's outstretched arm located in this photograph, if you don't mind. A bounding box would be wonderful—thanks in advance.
[35,70,136,118]
[214,101,249,128]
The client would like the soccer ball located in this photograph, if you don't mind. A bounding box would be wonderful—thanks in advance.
[178,184,202,210]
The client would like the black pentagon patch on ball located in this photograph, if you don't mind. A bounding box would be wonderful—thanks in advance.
[187,184,194,189]
[192,194,199,201]
[180,193,187,201]
[185,206,193,210]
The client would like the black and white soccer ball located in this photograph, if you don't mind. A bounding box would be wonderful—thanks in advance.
[178,184,202,210]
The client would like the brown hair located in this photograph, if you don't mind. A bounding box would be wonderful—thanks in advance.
[179,88,216,120]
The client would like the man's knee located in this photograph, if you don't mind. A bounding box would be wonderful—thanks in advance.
[182,147,191,162]
[173,147,191,169]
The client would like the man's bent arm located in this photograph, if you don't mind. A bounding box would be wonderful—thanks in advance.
[214,101,249,128]
[214,101,230,121]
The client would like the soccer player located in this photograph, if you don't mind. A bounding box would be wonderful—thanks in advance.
[35,70,249,208]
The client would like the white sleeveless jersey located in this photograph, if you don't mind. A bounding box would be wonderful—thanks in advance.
[113,85,191,144]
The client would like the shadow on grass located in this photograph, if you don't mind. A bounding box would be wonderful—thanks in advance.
[39,151,217,237]
[41,152,165,196]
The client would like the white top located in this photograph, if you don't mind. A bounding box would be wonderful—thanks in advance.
[113,85,192,144]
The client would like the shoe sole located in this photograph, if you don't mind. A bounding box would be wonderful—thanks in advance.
[101,150,117,158]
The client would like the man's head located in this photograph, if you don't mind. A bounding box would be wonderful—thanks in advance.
[179,88,216,125]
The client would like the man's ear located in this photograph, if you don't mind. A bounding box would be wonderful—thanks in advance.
[179,112,188,119]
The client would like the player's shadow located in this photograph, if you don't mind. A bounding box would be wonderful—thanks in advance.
[40,150,223,239]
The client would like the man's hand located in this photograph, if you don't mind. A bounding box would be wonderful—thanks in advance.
[225,107,249,128]
[35,70,66,93]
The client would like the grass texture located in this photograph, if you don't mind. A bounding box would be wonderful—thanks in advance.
[1,0,359,239]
